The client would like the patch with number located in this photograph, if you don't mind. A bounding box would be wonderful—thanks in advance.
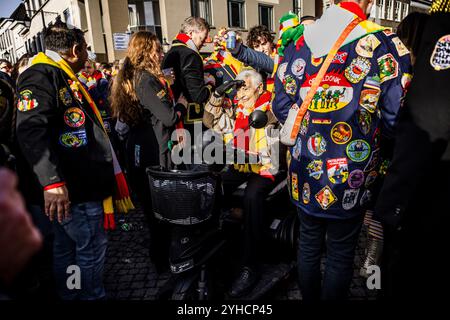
[345,57,371,84]
[299,111,310,136]
[292,138,302,161]
[365,171,378,187]
[291,173,299,201]
[346,139,371,162]
[277,62,288,82]
[356,34,381,58]
[392,37,410,57]
[348,169,365,189]
[332,51,348,64]
[343,189,360,210]
[307,132,327,156]
[364,148,380,172]
[327,158,349,184]
[301,71,353,113]
[311,56,324,67]
[291,58,306,79]
[306,159,324,180]
[59,88,73,106]
[331,122,352,144]
[430,35,450,71]
[59,129,88,148]
[315,185,337,210]
[312,118,332,125]
[302,183,310,204]
[17,90,38,112]
[283,75,297,96]
[360,189,372,206]
[378,53,398,83]
[357,109,372,135]
[64,107,86,128]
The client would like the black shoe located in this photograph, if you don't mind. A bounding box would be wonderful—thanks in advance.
[228,267,259,298]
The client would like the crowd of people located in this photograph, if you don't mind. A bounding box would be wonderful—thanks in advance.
[0,0,449,302]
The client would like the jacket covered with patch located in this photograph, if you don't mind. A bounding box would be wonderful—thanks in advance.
[15,52,115,204]
[273,3,411,219]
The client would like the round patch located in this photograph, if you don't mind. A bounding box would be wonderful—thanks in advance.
[216,70,224,78]
[277,62,288,82]
[283,75,297,96]
[302,183,310,204]
[346,140,371,162]
[307,132,327,157]
[348,169,364,189]
[430,35,450,71]
[331,122,352,144]
[345,57,371,84]
[59,130,88,148]
[357,109,372,136]
[291,58,306,79]
[64,107,86,128]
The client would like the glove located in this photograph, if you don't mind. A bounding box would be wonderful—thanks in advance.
[213,80,245,98]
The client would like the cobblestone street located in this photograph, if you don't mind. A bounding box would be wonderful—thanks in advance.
[104,204,378,301]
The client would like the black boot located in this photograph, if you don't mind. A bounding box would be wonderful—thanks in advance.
[228,266,259,298]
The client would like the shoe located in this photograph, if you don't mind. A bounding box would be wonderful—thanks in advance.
[360,237,384,278]
[228,266,259,298]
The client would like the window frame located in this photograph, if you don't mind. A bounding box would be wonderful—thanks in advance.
[258,4,273,31]
[190,0,213,26]
[227,0,245,29]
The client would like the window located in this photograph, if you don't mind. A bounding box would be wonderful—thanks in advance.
[293,0,302,16]
[386,0,394,20]
[394,1,402,21]
[228,0,245,28]
[127,0,162,41]
[402,3,409,19]
[258,5,273,31]
[191,0,212,26]
[377,0,386,19]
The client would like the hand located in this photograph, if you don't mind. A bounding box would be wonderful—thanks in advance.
[214,80,245,98]
[44,185,70,224]
[0,168,42,285]
[177,94,188,108]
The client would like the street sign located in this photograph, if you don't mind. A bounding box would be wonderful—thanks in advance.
[113,33,130,51]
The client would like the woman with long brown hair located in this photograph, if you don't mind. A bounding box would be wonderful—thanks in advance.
[110,31,187,272]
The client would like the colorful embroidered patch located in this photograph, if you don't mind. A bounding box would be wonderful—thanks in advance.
[301,71,353,113]
[383,29,394,37]
[292,138,302,161]
[64,107,86,128]
[365,170,378,187]
[364,148,380,172]
[345,57,371,84]
[343,189,360,210]
[283,75,297,96]
[332,51,348,64]
[59,129,88,148]
[360,189,372,206]
[348,169,365,189]
[430,35,450,71]
[311,56,324,67]
[364,75,381,90]
[302,183,310,204]
[392,37,410,57]
[156,89,166,99]
[291,173,299,201]
[312,119,332,125]
[277,62,288,82]
[17,90,38,112]
[299,111,310,136]
[378,53,399,83]
[306,159,324,180]
[356,34,381,58]
[357,109,372,135]
[315,185,337,210]
[346,139,371,162]
[401,73,413,91]
[291,58,306,79]
[331,122,352,144]
[307,132,327,156]
[359,88,380,113]
[327,158,349,184]
[59,88,73,106]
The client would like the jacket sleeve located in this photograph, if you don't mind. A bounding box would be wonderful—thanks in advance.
[233,44,275,74]
[376,33,412,138]
[136,73,182,127]
[272,43,297,124]
[180,52,212,104]
[16,68,65,188]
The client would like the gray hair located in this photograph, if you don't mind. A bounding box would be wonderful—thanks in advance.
[236,69,263,88]
[180,16,210,34]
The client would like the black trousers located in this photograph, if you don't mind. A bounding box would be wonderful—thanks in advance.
[221,168,282,268]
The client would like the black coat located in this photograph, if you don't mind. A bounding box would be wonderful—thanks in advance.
[0,78,15,166]
[16,62,115,204]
